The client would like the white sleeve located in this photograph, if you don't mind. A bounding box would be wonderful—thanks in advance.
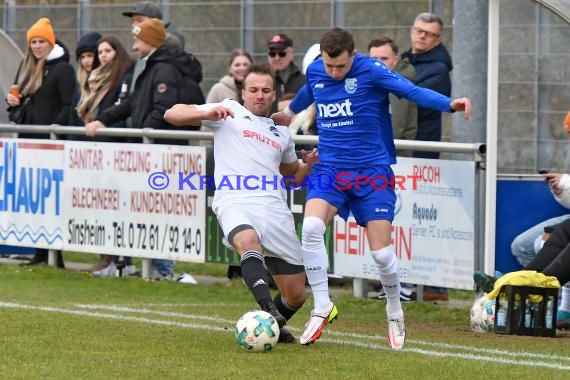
[553,174,570,209]
[197,99,236,130]
[280,127,298,164]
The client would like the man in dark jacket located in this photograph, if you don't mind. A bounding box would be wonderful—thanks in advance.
[401,13,453,302]
[368,36,417,158]
[85,18,200,281]
[85,18,198,137]
[401,12,452,160]
[266,34,305,113]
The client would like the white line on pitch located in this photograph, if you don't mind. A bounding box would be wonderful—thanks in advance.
[2,301,568,371]
[76,303,570,364]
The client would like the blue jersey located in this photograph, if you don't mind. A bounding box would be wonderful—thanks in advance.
[289,53,453,168]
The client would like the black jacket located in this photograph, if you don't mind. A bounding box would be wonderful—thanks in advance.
[402,44,452,145]
[99,46,199,135]
[8,40,77,138]
[271,61,306,113]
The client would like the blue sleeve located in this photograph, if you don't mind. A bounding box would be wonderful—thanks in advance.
[289,84,313,113]
[370,60,453,113]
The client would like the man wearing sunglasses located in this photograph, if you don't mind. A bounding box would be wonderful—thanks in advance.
[401,12,452,161]
[267,34,306,112]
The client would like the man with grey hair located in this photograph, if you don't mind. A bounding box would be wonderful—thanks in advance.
[402,12,452,302]
[402,12,452,160]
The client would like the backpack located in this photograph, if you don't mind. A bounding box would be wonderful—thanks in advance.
[176,51,205,106]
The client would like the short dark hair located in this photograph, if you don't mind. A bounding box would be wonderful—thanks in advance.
[319,27,354,58]
[368,36,398,55]
[243,64,276,89]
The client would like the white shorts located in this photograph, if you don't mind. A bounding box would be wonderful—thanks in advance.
[216,197,302,266]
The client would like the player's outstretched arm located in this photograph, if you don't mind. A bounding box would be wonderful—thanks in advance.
[165,104,234,126]
[450,97,472,119]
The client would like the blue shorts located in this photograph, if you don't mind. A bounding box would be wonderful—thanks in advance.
[306,164,396,226]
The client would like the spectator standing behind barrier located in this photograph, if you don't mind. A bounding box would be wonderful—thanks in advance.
[402,13,453,302]
[368,36,417,158]
[165,64,318,344]
[123,1,186,54]
[267,34,305,113]
[122,5,202,278]
[84,19,195,280]
[78,36,134,136]
[206,49,253,104]
[121,2,202,109]
[5,17,77,269]
[75,36,136,277]
[68,32,102,129]
[401,12,452,159]
[272,27,471,349]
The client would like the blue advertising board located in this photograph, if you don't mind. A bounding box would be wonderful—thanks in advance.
[495,177,568,273]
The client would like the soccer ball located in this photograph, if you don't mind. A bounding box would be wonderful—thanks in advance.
[470,294,495,332]
[235,310,280,352]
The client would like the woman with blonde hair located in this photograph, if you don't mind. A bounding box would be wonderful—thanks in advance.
[5,17,76,268]
[206,49,253,104]
[68,31,102,128]
[6,17,76,139]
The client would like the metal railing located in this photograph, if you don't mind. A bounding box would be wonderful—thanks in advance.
[0,122,486,288]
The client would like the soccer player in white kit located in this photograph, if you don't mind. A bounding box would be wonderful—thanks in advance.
[165,64,318,343]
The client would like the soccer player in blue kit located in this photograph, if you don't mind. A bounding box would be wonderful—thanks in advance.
[272,27,471,349]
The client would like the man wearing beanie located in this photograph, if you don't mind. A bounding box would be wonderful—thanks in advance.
[68,31,102,128]
[75,32,102,63]
[85,18,203,280]
[85,18,178,135]
[122,1,185,50]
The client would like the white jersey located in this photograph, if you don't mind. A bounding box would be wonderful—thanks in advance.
[199,99,297,212]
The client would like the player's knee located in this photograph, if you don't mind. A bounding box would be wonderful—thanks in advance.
[233,229,261,253]
[302,216,326,247]
[371,245,397,272]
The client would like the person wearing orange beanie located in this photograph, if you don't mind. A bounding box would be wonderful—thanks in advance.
[26,17,56,46]
[5,16,76,268]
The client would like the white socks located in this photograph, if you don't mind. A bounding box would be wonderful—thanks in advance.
[302,216,331,313]
[371,245,402,317]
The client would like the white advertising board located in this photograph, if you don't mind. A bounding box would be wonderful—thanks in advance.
[62,141,206,262]
[333,157,475,289]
